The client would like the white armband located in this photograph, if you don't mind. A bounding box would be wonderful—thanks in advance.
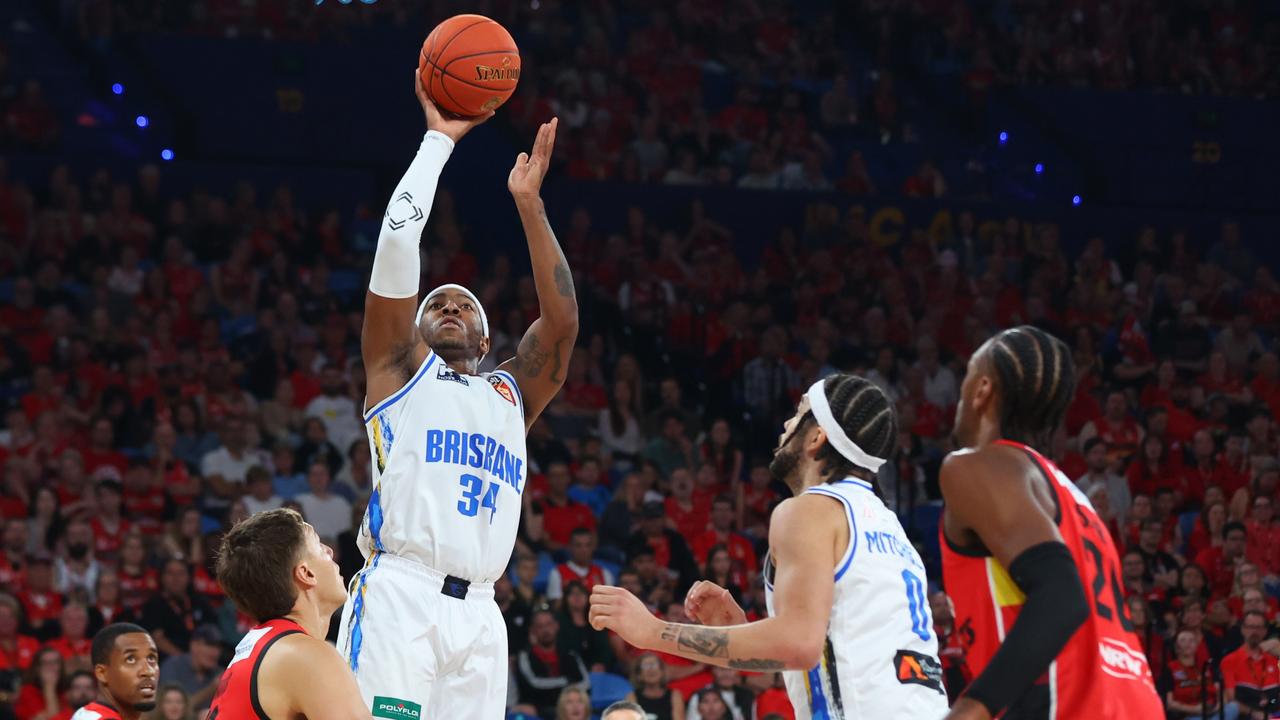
[368,130,455,299]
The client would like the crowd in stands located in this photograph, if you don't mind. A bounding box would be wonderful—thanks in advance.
[0,2,1276,720]
[1,144,1278,718]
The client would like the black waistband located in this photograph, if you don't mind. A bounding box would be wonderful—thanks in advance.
[442,575,470,600]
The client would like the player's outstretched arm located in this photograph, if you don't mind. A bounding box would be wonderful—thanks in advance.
[257,634,372,720]
[497,117,579,430]
[940,448,1090,720]
[591,495,836,670]
[363,71,493,409]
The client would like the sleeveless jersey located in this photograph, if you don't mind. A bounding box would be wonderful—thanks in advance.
[553,562,607,592]
[71,702,122,720]
[764,478,949,719]
[940,440,1164,719]
[360,350,526,582]
[207,618,305,720]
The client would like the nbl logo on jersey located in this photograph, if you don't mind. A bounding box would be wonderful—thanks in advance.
[488,375,516,406]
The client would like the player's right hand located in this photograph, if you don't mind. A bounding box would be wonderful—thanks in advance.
[684,580,747,627]
[414,69,494,144]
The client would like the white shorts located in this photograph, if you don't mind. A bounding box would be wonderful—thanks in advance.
[336,552,508,719]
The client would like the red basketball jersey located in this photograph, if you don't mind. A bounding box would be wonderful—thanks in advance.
[940,440,1163,719]
[70,701,122,720]
[553,562,607,592]
[207,618,305,720]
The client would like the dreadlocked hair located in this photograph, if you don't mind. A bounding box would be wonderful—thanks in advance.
[988,325,1076,454]
[797,373,898,483]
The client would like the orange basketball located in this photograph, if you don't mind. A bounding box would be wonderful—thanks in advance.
[419,14,521,118]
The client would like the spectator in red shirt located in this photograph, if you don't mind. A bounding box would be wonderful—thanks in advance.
[91,571,126,630]
[546,528,615,602]
[665,468,710,542]
[1251,352,1280,419]
[53,450,90,514]
[80,418,128,478]
[13,646,66,720]
[690,496,757,581]
[1222,611,1278,717]
[117,534,158,612]
[1187,501,1228,559]
[89,478,130,559]
[1164,629,1222,717]
[738,464,778,543]
[0,518,27,590]
[19,556,62,634]
[1080,390,1144,469]
[1199,351,1252,407]
[537,462,597,552]
[47,602,91,670]
[627,502,698,592]
[1196,521,1249,598]
[1245,495,1280,576]
[0,594,39,671]
[1126,433,1186,504]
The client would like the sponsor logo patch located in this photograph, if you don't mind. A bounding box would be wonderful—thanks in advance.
[488,375,516,406]
[894,649,945,694]
[372,697,420,720]
[437,365,469,386]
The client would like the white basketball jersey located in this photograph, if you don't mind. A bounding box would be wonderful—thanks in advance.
[360,350,526,582]
[765,478,949,719]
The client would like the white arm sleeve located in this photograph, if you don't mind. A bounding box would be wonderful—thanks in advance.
[368,130,455,299]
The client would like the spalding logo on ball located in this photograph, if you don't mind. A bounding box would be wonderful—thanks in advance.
[419,14,521,118]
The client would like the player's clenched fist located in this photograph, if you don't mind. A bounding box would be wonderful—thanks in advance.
[684,580,747,627]
[589,585,660,647]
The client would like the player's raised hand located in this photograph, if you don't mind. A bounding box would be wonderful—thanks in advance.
[684,580,747,627]
[414,69,493,144]
[589,585,659,646]
[508,117,558,200]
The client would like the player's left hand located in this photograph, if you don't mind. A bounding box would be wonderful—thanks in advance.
[508,117,558,200]
[590,585,660,647]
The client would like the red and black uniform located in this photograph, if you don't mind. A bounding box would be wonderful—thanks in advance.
[71,700,123,720]
[941,440,1164,718]
[1166,657,1218,709]
[550,562,607,593]
[207,618,305,720]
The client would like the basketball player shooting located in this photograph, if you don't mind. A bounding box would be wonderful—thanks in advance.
[591,374,949,718]
[939,326,1162,719]
[336,71,577,718]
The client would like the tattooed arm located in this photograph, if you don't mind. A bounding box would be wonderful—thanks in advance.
[497,117,578,432]
[590,495,841,670]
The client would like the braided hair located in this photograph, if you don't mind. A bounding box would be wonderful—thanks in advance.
[798,374,898,483]
[987,325,1076,454]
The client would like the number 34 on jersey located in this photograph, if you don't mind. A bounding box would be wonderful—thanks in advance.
[425,428,525,522]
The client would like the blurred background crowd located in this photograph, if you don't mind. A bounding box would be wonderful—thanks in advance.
[0,0,1277,719]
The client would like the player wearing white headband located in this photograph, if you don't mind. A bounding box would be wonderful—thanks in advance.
[591,373,949,719]
[338,74,577,718]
